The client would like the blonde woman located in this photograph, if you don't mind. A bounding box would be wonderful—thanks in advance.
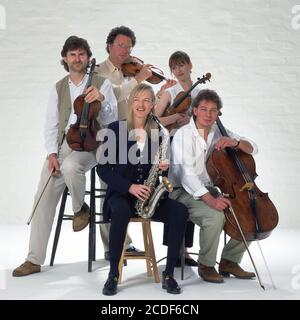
[97,84,188,295]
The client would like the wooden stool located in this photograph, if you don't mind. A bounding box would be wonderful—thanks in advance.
[118,217,160,284]
[50,166,106,272]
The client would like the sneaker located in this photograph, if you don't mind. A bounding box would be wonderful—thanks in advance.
[12,261,41,277]
[102,275,118,296]
[73,202,90,232]
[219,258,256,279]
[162,271,181,294]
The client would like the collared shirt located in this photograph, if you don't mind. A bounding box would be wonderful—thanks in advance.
[96,58,138,120]
[168,117,258,199]
[44,75,117,155]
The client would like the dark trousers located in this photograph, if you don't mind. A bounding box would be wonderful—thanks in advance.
[163,221,195,248]
[108,195,188,277]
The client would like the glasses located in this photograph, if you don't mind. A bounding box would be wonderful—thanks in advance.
[197,107,218,114]
[113,42,132,52]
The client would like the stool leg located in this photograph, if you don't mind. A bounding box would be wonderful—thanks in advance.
[118,241,127,284]
[180,238,185,280]
[50,187,68,266]
[142,221,152,277]
[88,167,96,272]
[146,221,160,283]
[88,209,95,272]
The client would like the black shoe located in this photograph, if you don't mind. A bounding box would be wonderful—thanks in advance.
[125,245,144,256]
[162,272,181,294]
[102,276,118,296]
[175,256,198,267]
[104,251,110,261]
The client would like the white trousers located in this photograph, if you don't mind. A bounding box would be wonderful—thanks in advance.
[27,140,97,265]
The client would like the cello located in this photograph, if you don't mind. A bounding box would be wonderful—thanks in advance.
[206,115,279,242]
[66,58,101,152]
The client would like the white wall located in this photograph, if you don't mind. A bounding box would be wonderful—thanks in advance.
[0,0,299,227]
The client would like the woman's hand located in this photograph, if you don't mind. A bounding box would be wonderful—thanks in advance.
[156,79,177,99]
[175,112,190,127]
[129,184,151,201]
[158,160,169,171]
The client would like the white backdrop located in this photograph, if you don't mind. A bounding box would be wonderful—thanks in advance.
[0,0,300,227]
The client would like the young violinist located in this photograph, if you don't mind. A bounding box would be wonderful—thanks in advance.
[12,36,117,277]
[168,89,257,283]
[97,83,189,295]
[155,51,202,129]
[155,51,203,266]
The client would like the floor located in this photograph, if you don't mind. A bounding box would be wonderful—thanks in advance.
[0,223,299,300]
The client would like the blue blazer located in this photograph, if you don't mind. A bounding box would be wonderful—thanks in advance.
[97,120,157,222]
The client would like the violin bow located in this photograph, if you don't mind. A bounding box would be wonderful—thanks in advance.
[27,168,54,225]
[227,203,265,290]
[226,201,277,290]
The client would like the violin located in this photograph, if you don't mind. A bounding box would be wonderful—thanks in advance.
[206,116,279,241]
[163,73,211,131]
[121,56,168,84]
[66,58,101,152]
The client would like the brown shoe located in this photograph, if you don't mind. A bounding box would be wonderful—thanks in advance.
[219,258,256,279]
[73,202,90,232]
[12,261,41,277]
[198,263,224,283]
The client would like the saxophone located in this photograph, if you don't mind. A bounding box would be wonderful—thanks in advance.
[135,113,173,219]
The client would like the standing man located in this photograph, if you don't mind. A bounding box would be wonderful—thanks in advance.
[169,89,257,283]
[13,36,117,277]
[96,26,153,259]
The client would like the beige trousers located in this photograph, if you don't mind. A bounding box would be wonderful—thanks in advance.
[27,140,97,265]
[169,188,248,267]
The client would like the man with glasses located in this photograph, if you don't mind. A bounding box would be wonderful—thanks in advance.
[96,26,152,260]
[168,89,257,284]
[96,26,152,120]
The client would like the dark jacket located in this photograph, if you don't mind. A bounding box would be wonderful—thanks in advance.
[97,120,158,222]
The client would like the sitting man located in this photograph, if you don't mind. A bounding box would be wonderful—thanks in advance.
[13,36,117,276]
[168,89,257,283]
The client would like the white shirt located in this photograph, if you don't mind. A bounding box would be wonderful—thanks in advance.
[137,141,145,152]
[44,75,117,155]
[168,117,258,199]
[166,82,202,106]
